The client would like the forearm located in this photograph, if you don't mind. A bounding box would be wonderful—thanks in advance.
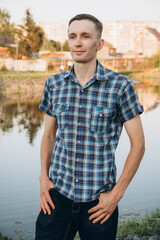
[40,133,56,178]
[112,143,145,201]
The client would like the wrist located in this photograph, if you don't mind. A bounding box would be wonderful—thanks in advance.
[39,174,49,182]
[111,184,124,202]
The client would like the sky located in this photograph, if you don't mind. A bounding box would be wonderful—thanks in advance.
[1,0,160,24]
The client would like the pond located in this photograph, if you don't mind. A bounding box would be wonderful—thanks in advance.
[0,82,160,240]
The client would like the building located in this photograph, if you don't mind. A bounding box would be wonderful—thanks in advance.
[98,41,117,58]
[134,26,160,57]
[38,20,160,55]
[38,21,68,43]
[102,20,160,54]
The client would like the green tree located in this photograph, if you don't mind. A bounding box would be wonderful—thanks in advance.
[55,41,61,51]
[0,8,14,45]
[18,9,44,58]
[41,39,61,51]
[150,51,160,68]
[63,40,69,51]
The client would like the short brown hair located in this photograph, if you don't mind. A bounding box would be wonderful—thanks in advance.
[68,13,103,38]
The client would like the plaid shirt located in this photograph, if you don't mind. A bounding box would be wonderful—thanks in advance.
[39,60,143,202]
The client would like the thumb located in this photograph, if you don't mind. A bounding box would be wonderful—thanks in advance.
[98,193,102,201]
[49,181,55,189]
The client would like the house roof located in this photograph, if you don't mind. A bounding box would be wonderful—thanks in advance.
[145,27,160,41]
[104,41,114,48]
[0,36,13,44]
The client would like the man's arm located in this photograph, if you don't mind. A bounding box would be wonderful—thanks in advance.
[39,114,58,215]
[88,114,145,224]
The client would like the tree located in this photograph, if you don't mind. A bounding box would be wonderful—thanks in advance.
[55,41,61,51]
[63,40,69,51]
[41,39,61,51]
[0,8,14,45]
[18,9,44,58]
[150,51,160,68]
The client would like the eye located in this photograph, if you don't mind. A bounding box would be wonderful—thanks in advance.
[83,35,89,38]
[69,35,75,39]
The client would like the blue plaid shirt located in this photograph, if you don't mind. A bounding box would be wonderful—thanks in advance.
[39,60,143,202]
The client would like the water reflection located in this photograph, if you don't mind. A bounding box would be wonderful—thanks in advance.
[0,81,160,240]
[0,83,160,145]
[135,84,160,112]
[0,101,44,144]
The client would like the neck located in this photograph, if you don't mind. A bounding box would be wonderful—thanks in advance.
[73,58,97,84]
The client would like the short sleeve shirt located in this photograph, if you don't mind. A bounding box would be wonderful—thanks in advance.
[39,60,143,202]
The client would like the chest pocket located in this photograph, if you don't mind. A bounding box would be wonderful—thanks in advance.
[89,106,116,133]
[53,103,69,129]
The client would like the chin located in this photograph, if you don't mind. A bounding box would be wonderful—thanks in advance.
[74,59,88,63]
[72,56,88,63]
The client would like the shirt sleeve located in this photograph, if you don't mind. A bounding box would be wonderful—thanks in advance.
[118,79,144,123]
[39,79,56,118]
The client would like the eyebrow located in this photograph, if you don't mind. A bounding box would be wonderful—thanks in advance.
[68,32,92,36]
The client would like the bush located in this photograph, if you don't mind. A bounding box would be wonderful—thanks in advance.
[118,209,160,238]
[0,233,12,240]
[0,65,8,71]
[48,62,54,70]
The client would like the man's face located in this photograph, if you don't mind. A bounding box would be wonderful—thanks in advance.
[68,20,102,63]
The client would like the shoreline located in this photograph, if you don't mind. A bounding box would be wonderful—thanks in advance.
[0,69,159,104]
[0,78,45,103]
[0,209,159,240]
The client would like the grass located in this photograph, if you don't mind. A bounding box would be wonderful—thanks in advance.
[0,70,56,81]
[117,209,160,239]
[1,70,135,81]
[131,68,160,86]
[0,233,12,240]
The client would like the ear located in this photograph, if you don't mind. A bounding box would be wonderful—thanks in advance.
[97,39,104,51]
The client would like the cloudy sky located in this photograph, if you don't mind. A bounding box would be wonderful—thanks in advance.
[1,0,160,24]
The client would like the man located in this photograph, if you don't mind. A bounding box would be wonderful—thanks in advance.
[35,14,145,240]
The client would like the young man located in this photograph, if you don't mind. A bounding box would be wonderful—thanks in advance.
[35,14,145,240]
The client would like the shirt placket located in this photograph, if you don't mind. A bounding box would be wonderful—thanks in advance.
[73,78,97,202]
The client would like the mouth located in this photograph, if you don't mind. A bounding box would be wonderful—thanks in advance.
[74,51,85,55]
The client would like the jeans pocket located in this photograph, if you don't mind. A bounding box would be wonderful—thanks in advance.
[49,187,55,194]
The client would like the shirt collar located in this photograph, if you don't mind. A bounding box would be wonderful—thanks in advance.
[63,60,109,82]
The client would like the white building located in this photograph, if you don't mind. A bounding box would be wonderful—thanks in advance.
[38,20,160,54]
[38,21,68,43]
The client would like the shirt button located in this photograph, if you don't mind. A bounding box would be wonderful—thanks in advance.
[76,159,79,162]
[78,123,81,126]
[75,179,79,182]
[81,89,84,92]
[77,140,80,143]
[79,105,82,108]
[99,114,103,117]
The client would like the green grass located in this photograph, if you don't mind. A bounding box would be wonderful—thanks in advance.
[117,209,160,239]
[0,70,56,81]
[119,71,143,78]
[0,233,12,240]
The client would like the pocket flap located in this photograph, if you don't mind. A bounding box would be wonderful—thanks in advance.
[91,106,116,117]
[53,104,69,113]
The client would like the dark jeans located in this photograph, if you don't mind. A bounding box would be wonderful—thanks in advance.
[35,188,118,240]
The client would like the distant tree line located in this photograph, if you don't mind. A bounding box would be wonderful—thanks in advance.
[0,8,70,59]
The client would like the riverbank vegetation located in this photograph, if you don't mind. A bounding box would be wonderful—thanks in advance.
[117,209,160,239]
[0,67,159,84]
[0,70,55,81]
[120,68,160,86]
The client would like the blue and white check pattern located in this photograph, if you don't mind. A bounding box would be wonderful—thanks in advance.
[39,60,143,202]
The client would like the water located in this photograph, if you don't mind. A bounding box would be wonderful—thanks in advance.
[0,83,160,240]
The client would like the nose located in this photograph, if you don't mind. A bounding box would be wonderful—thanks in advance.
[75,36,82,47]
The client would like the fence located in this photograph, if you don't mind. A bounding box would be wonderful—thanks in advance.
[0,59,47,71]
[0,57,158,72]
